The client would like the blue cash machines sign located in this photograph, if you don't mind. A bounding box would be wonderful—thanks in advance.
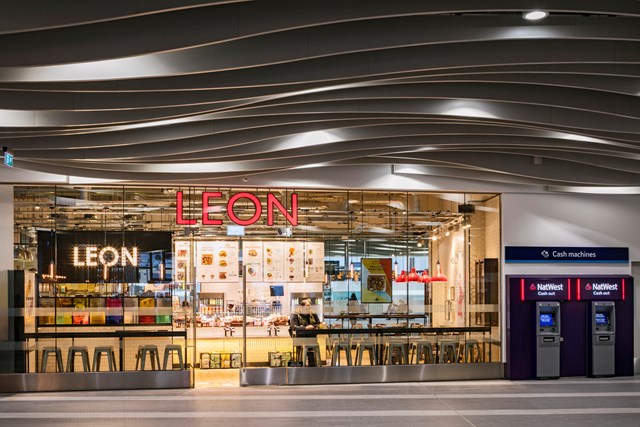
[506,246,628,263]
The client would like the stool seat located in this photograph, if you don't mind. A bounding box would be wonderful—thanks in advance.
[136,345,161,370]
[40,346,63,373]
[438,340,457,364]
[163,344,185,370]
[410,341,433,364]
[464,339,482,363]
[67,346,91,372]
[93,346,117,371]
[330,341,352,366]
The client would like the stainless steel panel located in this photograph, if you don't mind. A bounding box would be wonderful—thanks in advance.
[240,367,286,386]
[241,363,502,386]
[0,370,191,393]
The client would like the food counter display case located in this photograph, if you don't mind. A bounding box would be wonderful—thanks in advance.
[36,283,175,327]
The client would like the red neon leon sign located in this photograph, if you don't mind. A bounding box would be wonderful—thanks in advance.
[176,191,298,227]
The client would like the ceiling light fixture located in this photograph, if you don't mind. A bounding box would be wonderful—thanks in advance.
[523,10,548,21]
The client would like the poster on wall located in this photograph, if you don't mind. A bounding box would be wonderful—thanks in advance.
[196,240,218,282]
[306,241,325,282]
[174,240,191,283]
[284,242,305,282]
[361,258,392,303]
[243,241,263,282]
[196,240,239,283]
[263,241,284,282]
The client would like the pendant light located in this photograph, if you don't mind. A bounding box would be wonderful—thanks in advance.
[407,267,420,282]
[396,270,407,282]
[420,269,431,283]
[431,260,448,282]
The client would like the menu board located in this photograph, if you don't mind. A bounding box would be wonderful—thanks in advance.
[305,242,325,282]
[263,241,284,282]
[196,240,240,283]
[174,240,191,283]
[243,241,263,282]
[361,258,393,303]
[284,242,305,282]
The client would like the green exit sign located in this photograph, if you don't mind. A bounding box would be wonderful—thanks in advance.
[4,152,13,167]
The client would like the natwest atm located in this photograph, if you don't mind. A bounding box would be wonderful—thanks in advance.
[506,275,633,380]
[576,277,630,378]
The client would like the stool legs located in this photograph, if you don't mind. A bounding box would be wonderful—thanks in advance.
[41,348,63,373]
[411,342,433,364]
[163,346,184,370]
[93,347,117,371]
[356,344,377,365]
[330,343,352,366]
[66,347,90,372]
[137,346,161,370]
[384,343,408,365]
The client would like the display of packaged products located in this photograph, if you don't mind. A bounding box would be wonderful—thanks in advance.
[269,351,292,367]
[106,296,123,325]
[230,353,242,368]
[200,353,211,369]
[139,297,156,324]
[200,352,243,369]
[210,353,221,369]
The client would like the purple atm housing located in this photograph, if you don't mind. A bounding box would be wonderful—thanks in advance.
[506,275,633,380]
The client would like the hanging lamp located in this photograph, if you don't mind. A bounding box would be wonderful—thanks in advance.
[420,269,431,283]
[431,261,448,282]
[407,267,420,282]
[396,269,408,282]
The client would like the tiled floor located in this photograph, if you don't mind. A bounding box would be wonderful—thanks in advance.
[1,377,639,426]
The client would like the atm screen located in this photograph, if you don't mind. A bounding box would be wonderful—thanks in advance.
[539,313,555,327]
[595,313,609,325]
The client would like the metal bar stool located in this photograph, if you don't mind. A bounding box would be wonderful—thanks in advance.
[330,340,352,366]
[301,344,322,367]
[410,341,433,364]
[93,346,117,371]
[464,339,482,363]
[383,340,408,365]
[66,346,91,372]
[40,347,63,372]
[163,344,184,370]
[355,340,378,365]
[438,340,457,364]
[136,345,161,370]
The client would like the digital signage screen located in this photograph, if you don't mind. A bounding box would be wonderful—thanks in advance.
[539,313,555,327]
[270,285,284,297]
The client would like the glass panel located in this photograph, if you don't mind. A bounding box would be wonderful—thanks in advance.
[11,185,501,384]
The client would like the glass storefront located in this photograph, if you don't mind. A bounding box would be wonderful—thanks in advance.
[4,185,501,387]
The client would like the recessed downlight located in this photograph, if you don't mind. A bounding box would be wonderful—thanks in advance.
[523,10,549,21]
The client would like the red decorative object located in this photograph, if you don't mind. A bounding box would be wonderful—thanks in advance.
[407,267,420,282]
[420,269,431,283]
[396,270,408,282]
[431,261,448,282]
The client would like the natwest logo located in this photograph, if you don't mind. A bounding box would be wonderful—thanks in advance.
[537,283,564,291]
[176,191,298,227]
[591,283,618,291]
[585,283,592,291]
[530,283,537,291]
